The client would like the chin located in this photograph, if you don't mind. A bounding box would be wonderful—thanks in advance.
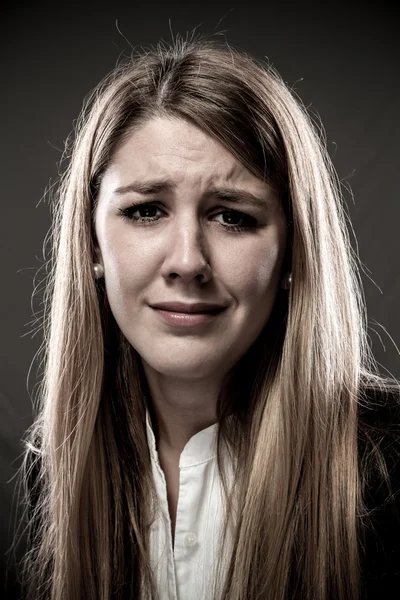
[141,356,224,381]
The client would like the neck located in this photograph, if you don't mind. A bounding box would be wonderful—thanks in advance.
[142,361,222,456]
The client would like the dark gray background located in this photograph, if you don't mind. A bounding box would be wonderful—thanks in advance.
[2,1,399,597]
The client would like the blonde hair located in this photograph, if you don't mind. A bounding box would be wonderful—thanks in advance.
[16,35,399,599]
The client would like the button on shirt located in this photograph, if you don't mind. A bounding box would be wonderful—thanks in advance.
[145,409,235,600]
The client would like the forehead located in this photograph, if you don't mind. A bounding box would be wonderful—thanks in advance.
[102,116,272,196]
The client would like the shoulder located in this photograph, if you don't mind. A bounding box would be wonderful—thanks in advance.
[357,380,400,501]
[358,380,400,427]
[357,381,400,597]
[358,381,400,467]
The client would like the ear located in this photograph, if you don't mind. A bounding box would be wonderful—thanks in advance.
[92,231,104,267]
[93,246,103,266]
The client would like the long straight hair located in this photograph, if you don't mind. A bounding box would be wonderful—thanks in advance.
[17,35,399,599]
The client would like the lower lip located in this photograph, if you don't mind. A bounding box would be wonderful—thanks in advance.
[152,308,225,328]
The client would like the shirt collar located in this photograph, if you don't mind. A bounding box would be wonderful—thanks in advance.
[145,406,221,468]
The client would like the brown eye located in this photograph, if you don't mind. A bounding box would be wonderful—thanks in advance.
[119,202,163,222]
[219,210,245,226]
[214,210,257,232]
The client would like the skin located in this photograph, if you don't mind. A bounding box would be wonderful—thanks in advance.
[94,115,287,460]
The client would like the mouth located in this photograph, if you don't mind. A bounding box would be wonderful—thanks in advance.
[149,301,228,314]
[151,306,226,328]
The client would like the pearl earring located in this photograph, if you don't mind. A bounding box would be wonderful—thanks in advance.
[93,263,104,279]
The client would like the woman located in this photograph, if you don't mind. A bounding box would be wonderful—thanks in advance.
[18,36,400,599]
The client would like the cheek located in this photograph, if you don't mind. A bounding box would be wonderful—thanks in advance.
[224,241,283,302]
[103,232,156,277]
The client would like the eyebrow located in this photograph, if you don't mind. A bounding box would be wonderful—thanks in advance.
[208,187,273,210]
[113,179,274,210]
[113,179,175,196]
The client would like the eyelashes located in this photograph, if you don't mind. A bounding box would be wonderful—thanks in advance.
[118,201,259,233]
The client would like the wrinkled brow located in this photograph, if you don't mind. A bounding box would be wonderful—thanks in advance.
[113,178,175,196]
[113,179,276,211]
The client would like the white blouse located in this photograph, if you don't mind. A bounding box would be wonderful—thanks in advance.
[145,409,235,600]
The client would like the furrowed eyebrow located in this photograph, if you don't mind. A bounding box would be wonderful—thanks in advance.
[113,179,176,195]
[113,180,273,210]
[209,187,273,211]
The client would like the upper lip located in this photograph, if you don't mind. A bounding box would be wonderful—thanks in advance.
[150,301,227,314]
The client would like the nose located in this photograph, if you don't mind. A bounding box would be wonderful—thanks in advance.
[160,215,212,284]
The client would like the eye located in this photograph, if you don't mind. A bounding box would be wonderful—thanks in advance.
[119,202,164,224]
[213,209,256,231]
[118,202,259,233]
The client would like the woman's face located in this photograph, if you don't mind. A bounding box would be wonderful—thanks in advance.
[94,116,287,381]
